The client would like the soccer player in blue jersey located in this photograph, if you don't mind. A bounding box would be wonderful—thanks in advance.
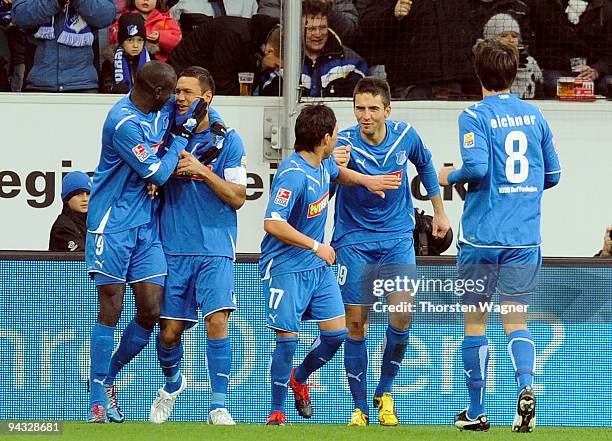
[438,39,561,432]
[332,77,450,426]
[85,61,207,423]
[260,104,402,425]
[147,67,247,425]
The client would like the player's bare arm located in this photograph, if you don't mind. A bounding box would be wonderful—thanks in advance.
[437,165,456,187]
[177,150,246,210]
[430,195,451,239]
[263,220,335,265]
[334,167,401,199]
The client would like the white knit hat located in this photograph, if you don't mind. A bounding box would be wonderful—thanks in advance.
[483,13,521,40]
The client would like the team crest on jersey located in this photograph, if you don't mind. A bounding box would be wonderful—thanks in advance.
[464,132,475,148]
[132,144,150,162]
[274,188,292,207]
[395,151,407,166]
[307,191,329,218]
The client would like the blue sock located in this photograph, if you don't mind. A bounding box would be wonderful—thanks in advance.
[294,329,347,384]
[344,336,369,415]
[156,334,184,393]
[207,337,231,411]
[106,320,152,385]
[375,325,410,397]
[462,335,489,420]
[89,323,115,407]
[507,329,535,393]
[270,337,298,413]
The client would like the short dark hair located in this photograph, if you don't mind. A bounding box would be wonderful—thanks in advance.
[473,38,518,92]
[302,0,331,17]
[294,104,336,152]
[179,66,215,95]
[353,77,391,108]
[135,60,176,93]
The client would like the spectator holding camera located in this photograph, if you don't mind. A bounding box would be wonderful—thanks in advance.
[49,171,91,252]
[595,227,612,257]
[11,0,116,92]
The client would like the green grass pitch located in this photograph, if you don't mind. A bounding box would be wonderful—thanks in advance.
[2,423,610,441]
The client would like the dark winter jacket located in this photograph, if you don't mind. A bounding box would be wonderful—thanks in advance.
[359,0,474,90]
[301,31,367,98]
[529,0,612,75]
[49,205,87,252]
[168,14,278,96]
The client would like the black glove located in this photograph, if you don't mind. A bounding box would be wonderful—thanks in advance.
[171,99,209,140]
[198,121,228,165]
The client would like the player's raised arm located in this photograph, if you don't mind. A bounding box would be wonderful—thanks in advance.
[176,128,247,210]
[333,166,401,199]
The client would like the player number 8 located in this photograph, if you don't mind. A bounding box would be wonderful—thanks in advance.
[504,130,529,184]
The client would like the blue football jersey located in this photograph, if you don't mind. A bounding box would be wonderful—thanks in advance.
[87,95,184,234]
[160,108,247,257]
[450,93,561,247]
[331,120,440,249]
[259,152,340,277]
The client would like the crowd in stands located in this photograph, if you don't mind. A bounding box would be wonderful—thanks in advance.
[1,0,611,99]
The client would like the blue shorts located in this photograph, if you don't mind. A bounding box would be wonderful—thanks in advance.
[161,255,236,328]
[336,237,417,305]
[263,266,345,334]
[457,244,542,306]
[86,224,167,286]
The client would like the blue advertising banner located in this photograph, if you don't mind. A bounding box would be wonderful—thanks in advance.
[0,257,610,426]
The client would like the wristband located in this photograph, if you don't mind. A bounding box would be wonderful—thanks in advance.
[311,240,320,253]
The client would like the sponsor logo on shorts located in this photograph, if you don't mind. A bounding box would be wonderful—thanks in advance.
[274,188,292,207]
[308,191,329,218]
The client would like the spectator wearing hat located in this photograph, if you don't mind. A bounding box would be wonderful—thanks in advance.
[482,13,543,98]
[100,12,150,93]
[49,171,91,252]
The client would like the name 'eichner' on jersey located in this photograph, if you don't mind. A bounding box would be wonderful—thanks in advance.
[451,93,561,248]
